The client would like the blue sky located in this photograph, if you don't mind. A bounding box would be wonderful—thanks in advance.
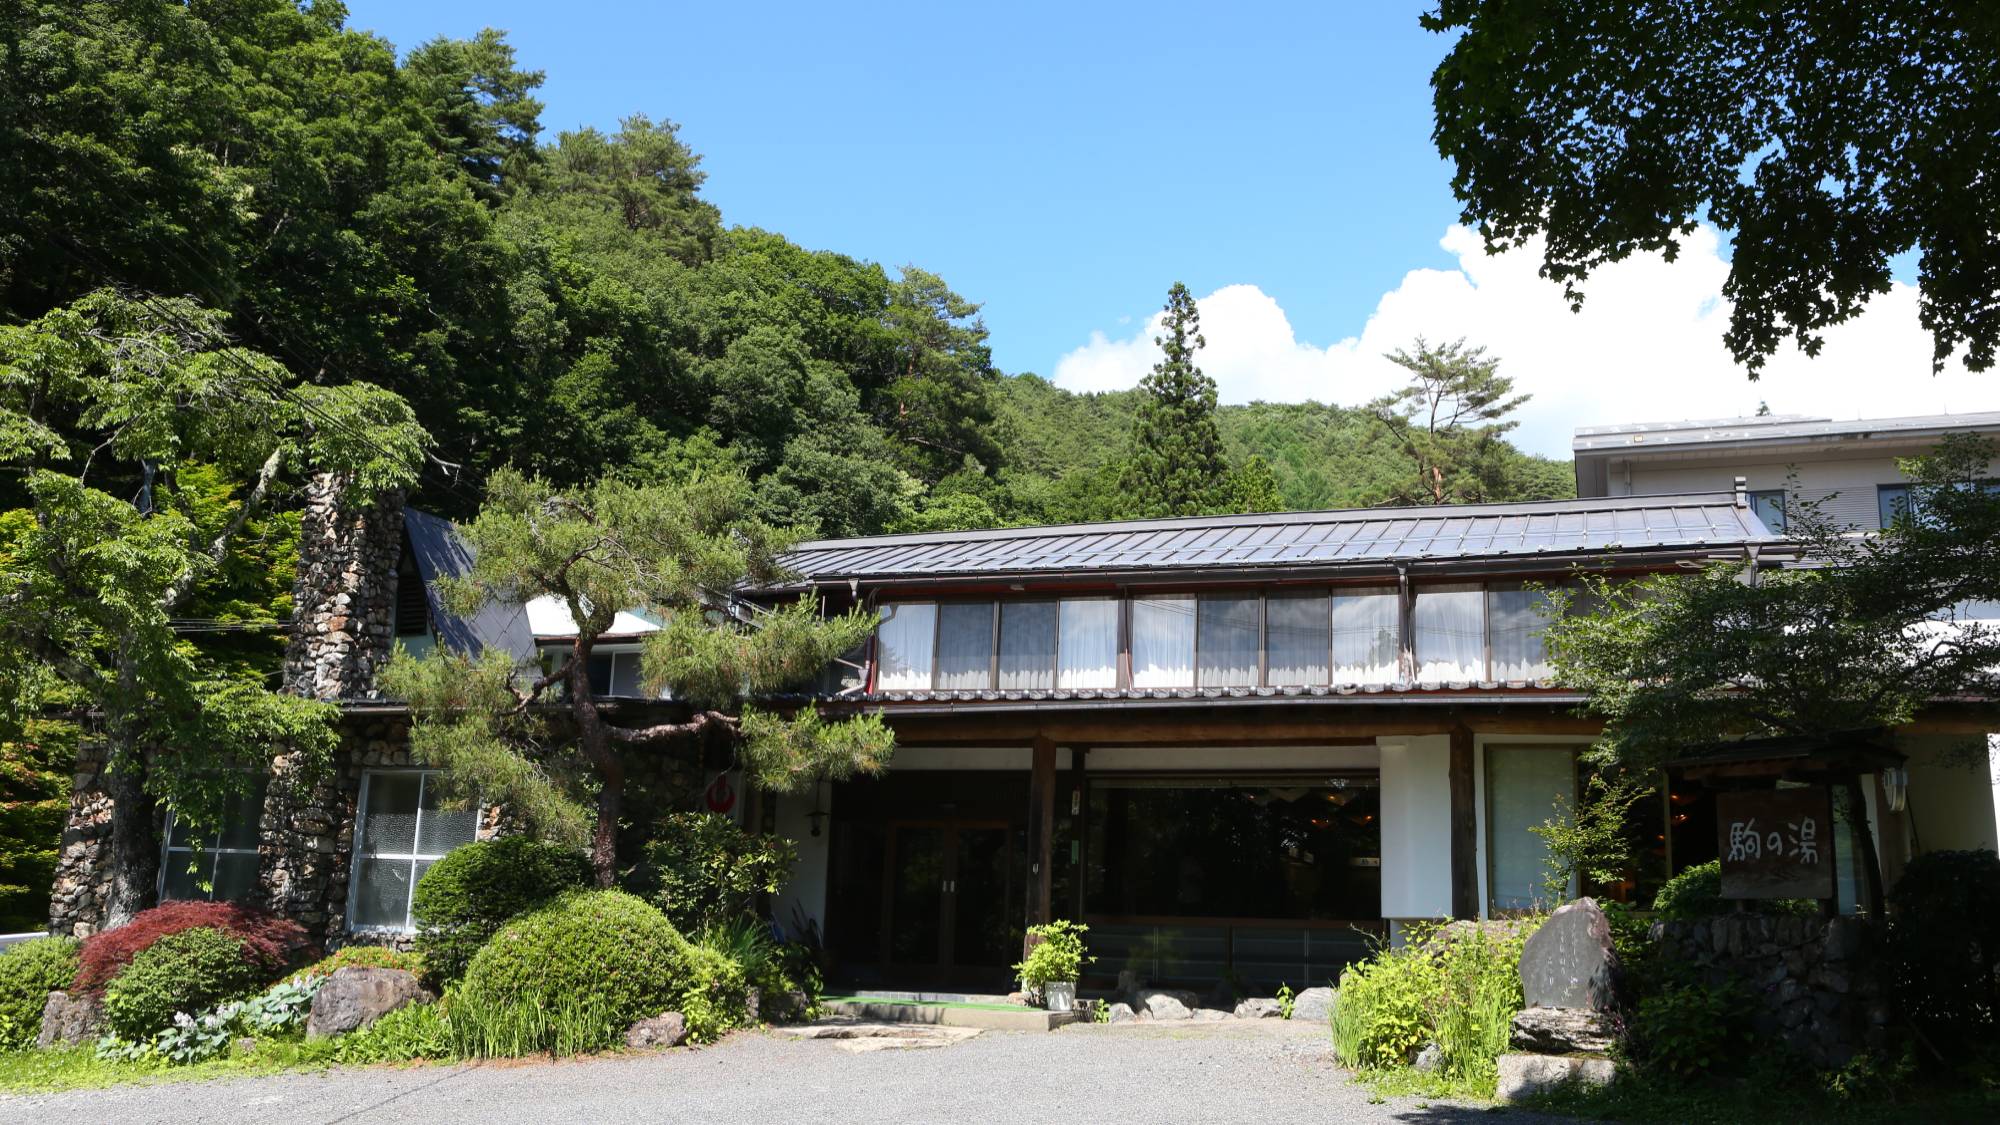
[344,1,1998,457]
[344,1,1461,374]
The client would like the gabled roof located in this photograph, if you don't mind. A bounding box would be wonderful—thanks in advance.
[1572,410,2000,453]
[777,493,1779,585]
[402,509,537,662]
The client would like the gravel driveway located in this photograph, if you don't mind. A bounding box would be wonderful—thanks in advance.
[3,1020,1565,1124]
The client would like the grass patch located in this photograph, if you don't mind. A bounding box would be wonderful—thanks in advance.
[0,1038,365,1095]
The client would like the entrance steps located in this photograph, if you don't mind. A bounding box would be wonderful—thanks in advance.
[819,992,1082,1032]
[770,1018,985,1052]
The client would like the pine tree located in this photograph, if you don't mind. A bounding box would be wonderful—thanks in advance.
[1123,283,1232,517]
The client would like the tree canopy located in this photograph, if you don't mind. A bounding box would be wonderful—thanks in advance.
[1426,1,2000,374]
[1365,337,1535,506]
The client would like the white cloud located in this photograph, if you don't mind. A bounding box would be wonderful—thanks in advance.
[1051,225,2000,458]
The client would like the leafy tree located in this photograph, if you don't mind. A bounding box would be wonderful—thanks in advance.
[404,29,547,204]
[1365,338,1531,505]
[874,267,1002,484]
[1425,2,2000,373]
[1544,434,2000,774]
[1231,454,1283,514]
[1123,283,1234,517]
[0,291,429,925]
[0,718,72,931]
[379,470,895,886]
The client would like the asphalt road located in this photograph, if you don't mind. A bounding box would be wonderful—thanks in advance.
[2,1020,1560,1125]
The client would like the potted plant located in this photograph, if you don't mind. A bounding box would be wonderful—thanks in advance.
[1015,920,1092,1011]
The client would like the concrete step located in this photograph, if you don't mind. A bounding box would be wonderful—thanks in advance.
[819,998,1081,1032]
[770,1019,986,1052]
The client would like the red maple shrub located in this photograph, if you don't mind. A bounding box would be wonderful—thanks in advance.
[73,901,312,992]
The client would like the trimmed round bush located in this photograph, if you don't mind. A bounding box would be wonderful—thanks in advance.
[1888,848,2000,1050]
[285,944,426,987]
[454,889,713,1055]
[103,927,263,1039]
[74,900,308,992]
[0,936,80,1050]
[413,837,592,986]
[1652,859,1813,920]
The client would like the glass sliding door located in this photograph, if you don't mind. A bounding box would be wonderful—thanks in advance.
[875,603,938,689]
[997,602,1057,689]
[935,602,996,689]
[1414,584,1485,682]
[1488,587,1556,681]
[1057,599,1118,688]
[1197,596,1261,687]
[1332,587,1400,684]
[1486,747,1575,912]
[1131,596,1196,687]
[1265,591,1330,686]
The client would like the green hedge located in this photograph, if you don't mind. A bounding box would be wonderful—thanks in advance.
[103,927,263,1040]
[0,936,79,1050]
[453,889,726,1056]
[639,813,796,934]
[412,838,592,986]
[1653,860,1813,920]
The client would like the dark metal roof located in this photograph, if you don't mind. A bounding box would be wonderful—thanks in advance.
[404,508,536,663]
[778,493,1779,584]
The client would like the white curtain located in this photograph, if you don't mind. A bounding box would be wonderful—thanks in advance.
[1487,747,1574,911]
[1057,599,1119,688]
[875,602,937,689]
[1332,588,1400,684]
[998,601,1058,689]
[1130,596,1195,687]
[1414,586,1485,682]
[1198,596,1261,687]
[1266,592,1329,685]
[935,602,995,689]
[1488,587,1555,681]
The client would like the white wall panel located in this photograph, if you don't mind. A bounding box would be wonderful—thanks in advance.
[1379,734,1453,919]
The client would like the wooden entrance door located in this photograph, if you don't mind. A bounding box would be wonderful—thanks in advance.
[880,820,1016,987]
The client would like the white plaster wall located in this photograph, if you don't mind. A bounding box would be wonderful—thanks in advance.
[1379,734,1453,919]
[1899,734,2000,853]
[771,786,831,942]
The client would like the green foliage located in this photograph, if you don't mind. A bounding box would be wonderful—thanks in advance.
[1652,861,1725,921]
[412,838,593,987]
[1331,924,1529,1097]
[1545,435,2000,773]
[1887,849,2000,1052]
[0,719,73,931]
[1426,2,2000,374]
[1364,338,1531,506]
[1276,982,1295,1020]
[639,813,797,934]
[1121,283,1233,518]
[331,999,454,1065]
[0,936,79,1050]
[1531,772,1658,905]
[453,889,727,1056]
[1629,977,1753,1078]
[102,928,263,1041]
[283,945,426,988]
[1014,921,1092,992]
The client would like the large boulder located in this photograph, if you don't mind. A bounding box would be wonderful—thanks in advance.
[37,991,105,1048]
[1520,898,1619,1011]
[624,1011,688,1049]
[1234,997,1282,1019]
[1510,1006,1617,1054]
[305,967,433,1038]
[1288,986,1334,1023]
[1496,1053,1616,1102]
[1138,989,1195,1020]
[1103,1002,1138,1024]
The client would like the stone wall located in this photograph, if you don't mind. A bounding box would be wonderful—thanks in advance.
[1652,913,1888,1066]
[282,472,404,702]
[47,743,116,938]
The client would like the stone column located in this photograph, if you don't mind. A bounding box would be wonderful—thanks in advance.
[282,473,406,702]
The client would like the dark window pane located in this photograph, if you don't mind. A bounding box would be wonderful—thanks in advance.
[160,852,207,901]
[361,773,421,854]
[212,852,260,902]
[416,776,480,855]
[1748,490,1787,532]
[935,603,995,690]
[352,857,413,929]
[1488,587,1556,681]
[1197,596,1260,687]
[1265,593,1329,686]
[1878,485,1914,529]
[997,602,1057,690]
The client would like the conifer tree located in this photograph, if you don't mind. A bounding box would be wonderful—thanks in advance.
[1123,283,1232,518]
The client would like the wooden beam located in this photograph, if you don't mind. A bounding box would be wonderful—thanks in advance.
[1449,724,1479,920]
[1026,736,1057,934]
[878,707,1599,747]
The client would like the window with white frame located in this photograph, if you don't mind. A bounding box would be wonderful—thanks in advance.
[348,771,480,931]
[159,780,268,903]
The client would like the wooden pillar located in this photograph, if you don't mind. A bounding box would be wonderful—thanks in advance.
[1449,724,1479,919]
[1847,776,1887,919]
[1026,735,1058,931]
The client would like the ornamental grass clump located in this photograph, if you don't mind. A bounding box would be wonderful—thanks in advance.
[451,889,728,1057]
[0,937,79,1050]
[1330,924,1529,1097]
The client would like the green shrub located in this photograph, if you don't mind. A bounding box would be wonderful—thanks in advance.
[0,936,79,1050]
[1014,920,1092,996]
[1331,924,1529,1096]
[1887,848,2000,1052]
[102,928,262,1040]
[412,838,592,986]
[284,944,426,987]
[638,813,796,933]
[332,999,453,1064]
[1629,977,1751,1077]
[1652,859,1812,920]
[453,889,729,1057]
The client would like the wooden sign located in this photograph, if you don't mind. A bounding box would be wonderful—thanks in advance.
[1716,787,1836,900]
